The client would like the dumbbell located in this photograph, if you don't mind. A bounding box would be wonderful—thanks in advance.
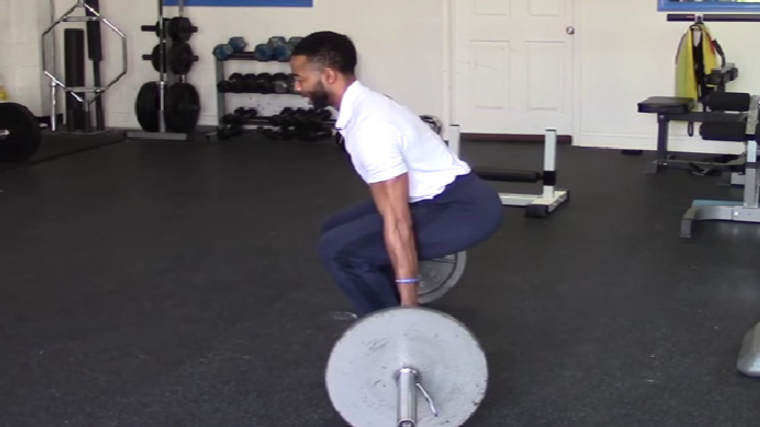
[212,36,248,61]
[228,73,244,93]
[243,73,258,93]
[217,124,244,140]
[217,80,232,93]
[296,108,332,130]
[269,107,296,127]
[255,73,274,94]
[253,43,274,61]
[233,107,259,122]
[288,36,303,47]
[272,73,290,94]
[273,44,293,62]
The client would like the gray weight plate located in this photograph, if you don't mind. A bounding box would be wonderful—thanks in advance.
[326,306,488,427]
[737,322,760,376]
[418,251,467,304]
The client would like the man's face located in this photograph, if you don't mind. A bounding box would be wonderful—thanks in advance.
[290,55,331,109]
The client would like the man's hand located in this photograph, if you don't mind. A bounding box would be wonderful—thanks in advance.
[368,173,419,306]
[399,287,419,307]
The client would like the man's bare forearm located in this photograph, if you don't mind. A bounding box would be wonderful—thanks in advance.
[383,218,419,304]
[384,218,418,279]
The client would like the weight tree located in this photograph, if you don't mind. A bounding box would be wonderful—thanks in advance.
[128,0,200,141]
[41,0,127,134]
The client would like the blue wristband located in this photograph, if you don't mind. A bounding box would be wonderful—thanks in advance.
[396,278,419,284]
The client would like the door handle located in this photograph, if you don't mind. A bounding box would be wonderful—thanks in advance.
[566,26,575,35]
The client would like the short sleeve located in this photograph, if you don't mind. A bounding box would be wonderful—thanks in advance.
[351,121,408,183]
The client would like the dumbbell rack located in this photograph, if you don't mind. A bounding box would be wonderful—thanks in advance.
[208,47,301,140]
[127,0,199,141]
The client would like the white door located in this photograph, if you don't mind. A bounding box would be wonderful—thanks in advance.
[453,0,575,135]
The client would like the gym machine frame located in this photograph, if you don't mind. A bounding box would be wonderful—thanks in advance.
[446,124,569,217]
[127,0,195,141]
[680,94,760,239]
[41,0,127,134]
[637,13,755,175]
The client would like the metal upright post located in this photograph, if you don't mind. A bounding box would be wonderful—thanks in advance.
[158,0,167,134]
[542,128,558,200]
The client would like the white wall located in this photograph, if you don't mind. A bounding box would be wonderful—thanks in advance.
[1,0,54,116]
[9,0,759,154]
[40,0,444,128]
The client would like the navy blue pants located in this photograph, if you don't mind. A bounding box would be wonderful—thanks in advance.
[317,172,503,316]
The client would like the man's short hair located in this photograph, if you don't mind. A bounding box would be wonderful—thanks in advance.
[292,31,357,75]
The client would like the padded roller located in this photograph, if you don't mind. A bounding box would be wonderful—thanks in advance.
[473,167,542,183]
[704,92,751,112]
[700,121,748,142]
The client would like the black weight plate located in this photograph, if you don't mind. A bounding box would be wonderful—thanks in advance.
[135,81,160,132]
[167,17,196,43]
[0,102,42,163]
[150,44,165,73]
[164,82,201,134]
[168,42,197,76]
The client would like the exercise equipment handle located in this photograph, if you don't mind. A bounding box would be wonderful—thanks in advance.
[473,168,542,183]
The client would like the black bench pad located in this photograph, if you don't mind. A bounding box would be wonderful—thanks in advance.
[638,96,695,114]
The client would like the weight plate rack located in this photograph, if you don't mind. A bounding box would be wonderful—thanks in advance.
[127,0,200,141]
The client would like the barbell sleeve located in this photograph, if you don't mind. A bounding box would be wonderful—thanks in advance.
[397,367,418,427]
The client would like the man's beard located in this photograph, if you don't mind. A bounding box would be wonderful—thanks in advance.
[308,82,331,109]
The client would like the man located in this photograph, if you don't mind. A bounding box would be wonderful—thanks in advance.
[290,31,503,317]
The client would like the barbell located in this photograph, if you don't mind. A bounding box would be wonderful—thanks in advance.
[325,305,487,427]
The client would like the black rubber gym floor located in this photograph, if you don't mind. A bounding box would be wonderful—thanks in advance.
[2,135,760,427]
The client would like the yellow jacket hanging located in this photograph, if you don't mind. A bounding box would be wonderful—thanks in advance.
[675,22,720,104]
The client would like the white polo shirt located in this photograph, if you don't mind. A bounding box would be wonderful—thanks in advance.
[335,81,471,203]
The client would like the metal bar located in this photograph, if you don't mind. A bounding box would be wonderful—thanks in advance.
[216,59,227,127]
[667,13,760,22]
[64,86,105,93]
[542,127,558,199]
[397,368,417,427]
[85,0,104,131]
[158,0,167,133]
[656,114,670,166]
[447,124,461,156]
[50,80,57,132]
[745,139,758,208]
[63,16,100,22]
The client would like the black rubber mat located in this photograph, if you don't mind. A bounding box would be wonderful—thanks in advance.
[0,129,126,173]
[1,135,760,427]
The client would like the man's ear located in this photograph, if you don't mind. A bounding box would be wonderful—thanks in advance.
[323,67,339,85]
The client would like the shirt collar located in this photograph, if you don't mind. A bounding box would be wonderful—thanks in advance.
[335,80,369,131]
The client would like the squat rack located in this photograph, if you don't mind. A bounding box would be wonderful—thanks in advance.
[445,125,568,218]
[41,0,127,133]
